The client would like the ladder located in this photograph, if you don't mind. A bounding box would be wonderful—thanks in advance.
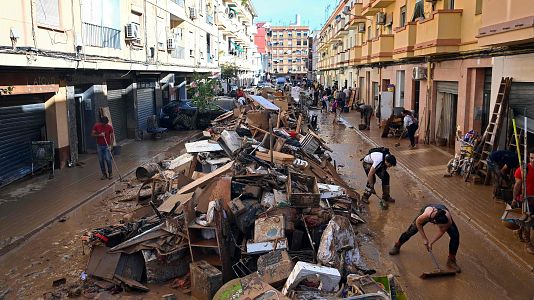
[478,77,513,185]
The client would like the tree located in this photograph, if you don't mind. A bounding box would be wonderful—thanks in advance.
[220,63,239,81]
[189,72,217,112]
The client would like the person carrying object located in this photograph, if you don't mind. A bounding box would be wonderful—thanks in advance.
[403,110,419,148]
[91,116,115,180]
[512,148,534,254]
[388,203,461,273]
[356,103,373,130]
[488,150,519,202]
[360,147,397,205]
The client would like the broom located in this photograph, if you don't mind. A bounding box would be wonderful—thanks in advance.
[420,250,457,279]
[394,129,406,148]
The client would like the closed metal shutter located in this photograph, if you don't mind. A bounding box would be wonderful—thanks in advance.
[509,82,534,133]
[436,81,459,94]
[136,88,155,131]
[108,89,127,141]
[0,103,45,187]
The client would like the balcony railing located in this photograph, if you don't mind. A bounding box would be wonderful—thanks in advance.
[414,10,463,56]
[393,22,417,59]
[171,46,185,59]
[171,0,185,7]
[82,22,121,49]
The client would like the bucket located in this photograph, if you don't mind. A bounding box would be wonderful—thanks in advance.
[112,145,122,156]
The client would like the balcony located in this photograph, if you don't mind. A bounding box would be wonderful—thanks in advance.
[349,45,362,66]
[361,41,373,63]
[361,0,379,16]
[393,22,417,59]
[371,34,394,62]
[478,0,534,47]
[347,2,364,30]
[414,9,463,57]
[82,22,121,49]
[371,0,395,9]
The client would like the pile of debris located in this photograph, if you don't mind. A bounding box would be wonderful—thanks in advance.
[79,89,405,299]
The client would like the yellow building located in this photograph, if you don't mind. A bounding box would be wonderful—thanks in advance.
[318,0,534,149]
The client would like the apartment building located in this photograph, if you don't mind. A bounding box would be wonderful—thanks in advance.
[308,30,321,82]
[267,24,310,83]
[318,0,534,150]
[0,0,257,187]
[216,0,258,87]
[254,22,270,82]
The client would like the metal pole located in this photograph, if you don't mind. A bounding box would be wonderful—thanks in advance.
[269,114,274,164]
[523,110,529,214]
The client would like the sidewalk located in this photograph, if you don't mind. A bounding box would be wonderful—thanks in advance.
[0,130,200,255]
[339,111,534,272]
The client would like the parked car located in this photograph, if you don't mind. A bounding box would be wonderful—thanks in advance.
[228,85,238,97]
[159,100,227,130]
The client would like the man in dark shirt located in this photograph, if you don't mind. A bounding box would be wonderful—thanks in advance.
[488,150,519,201]
[356,103,373,130]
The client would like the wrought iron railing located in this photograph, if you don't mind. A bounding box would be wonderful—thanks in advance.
[82,22,121,49]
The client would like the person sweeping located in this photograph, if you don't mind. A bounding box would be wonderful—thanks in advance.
[91,116,115,180]
[388,203,461,273]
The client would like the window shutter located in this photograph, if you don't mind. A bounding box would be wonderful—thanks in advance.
[37,0,60,28]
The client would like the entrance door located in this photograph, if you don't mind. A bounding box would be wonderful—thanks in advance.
[372,82,379,111]
[0,100,46,187]
[435,92,458,149]
[395,70,405,107]
[481,68,492,133]
[414,80,420,118]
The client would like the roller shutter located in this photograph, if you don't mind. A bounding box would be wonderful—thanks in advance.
[509,82,534,133]
[107,89,127,142]
[436,81,459,94]
[136,88,155,131]
[0,103,46,187]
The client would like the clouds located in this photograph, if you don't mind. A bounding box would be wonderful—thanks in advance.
[252,0,333,30]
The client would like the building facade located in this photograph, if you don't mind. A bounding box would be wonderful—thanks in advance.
[0,0,257,187]
[267,24,310,83]
[254,22,270,82]
[318,0,534,150]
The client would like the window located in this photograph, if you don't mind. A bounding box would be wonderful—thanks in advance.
[157,19,165,50]
[475,0,482,15]
[37,0,60,28]
[82,0,121,49]
[304,32,308,36]
[297,32,302,36]
[297,40,301,46]
[412,0,425,21]
[400,6,407,27]
[303,40,307,46]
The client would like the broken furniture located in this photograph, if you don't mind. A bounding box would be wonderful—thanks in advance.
[287,171,320,208]
[190,260,223,300]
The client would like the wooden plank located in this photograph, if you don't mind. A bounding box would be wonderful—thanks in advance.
[178,161,234,194]
[255,151,294,164]
[158,192,194,213]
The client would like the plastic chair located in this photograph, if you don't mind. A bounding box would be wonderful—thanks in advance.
[146,115,168,139]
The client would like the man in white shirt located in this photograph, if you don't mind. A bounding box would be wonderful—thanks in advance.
[361,148,397,206]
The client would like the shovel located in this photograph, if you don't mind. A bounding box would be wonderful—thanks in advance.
[420,250,456,279]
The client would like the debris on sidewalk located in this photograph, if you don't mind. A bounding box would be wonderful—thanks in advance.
[64,89,407,300]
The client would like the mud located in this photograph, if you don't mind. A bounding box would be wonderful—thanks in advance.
[314,110,534,299]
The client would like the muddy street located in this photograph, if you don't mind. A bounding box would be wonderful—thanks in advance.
[314,109,534,299]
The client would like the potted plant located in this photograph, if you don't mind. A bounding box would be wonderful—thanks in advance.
[189,72,220,129]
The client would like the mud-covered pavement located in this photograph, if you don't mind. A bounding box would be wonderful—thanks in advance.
[0,110,533,299]
[315,110,534,299]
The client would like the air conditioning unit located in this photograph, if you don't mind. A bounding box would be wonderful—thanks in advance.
[376,12,386,25]
[189,7,197,19]
[125,23,140,39]
[167,38,176,50]
[343,6,350,15]
[413,66,427,80]
[357,23,366,33]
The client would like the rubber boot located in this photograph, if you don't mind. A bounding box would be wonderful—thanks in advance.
[389,242,401,255]
[361,190,371,204]
[382,185,396,203]
[446,255,462,273]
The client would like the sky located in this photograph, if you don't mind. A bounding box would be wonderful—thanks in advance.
[251,0,340,31]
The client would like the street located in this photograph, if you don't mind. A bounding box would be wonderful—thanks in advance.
[0,109,532,299]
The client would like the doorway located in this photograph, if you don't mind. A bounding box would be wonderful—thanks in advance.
[414,80,420,118]
[395,70,405,107]
[372,82,379,111]
[435,92,458,149]
[75,96,87,153]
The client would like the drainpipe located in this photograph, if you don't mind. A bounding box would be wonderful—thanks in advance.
[424,60,433,144]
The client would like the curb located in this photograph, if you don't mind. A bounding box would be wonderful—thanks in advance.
[0,131,203,257]
[344,117,534,274]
